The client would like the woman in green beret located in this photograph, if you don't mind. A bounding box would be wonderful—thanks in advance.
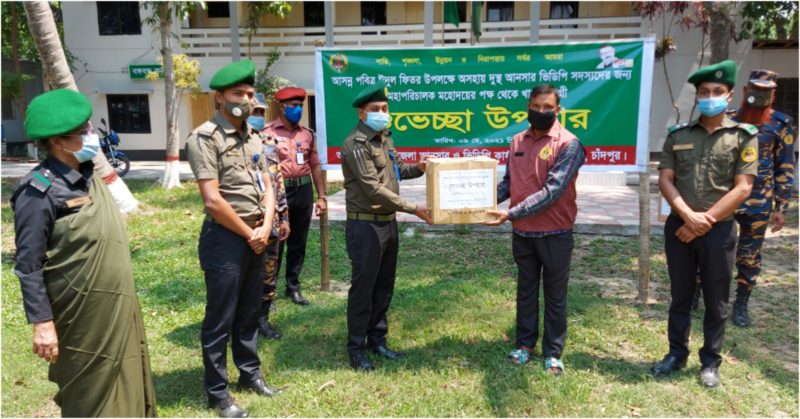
[10,89,157,417]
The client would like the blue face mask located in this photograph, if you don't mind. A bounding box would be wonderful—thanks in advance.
[64,133,100,163]
[247,115,265,131]
[364,112,391,132]
[283,105,302,124]
[697,96,729,117]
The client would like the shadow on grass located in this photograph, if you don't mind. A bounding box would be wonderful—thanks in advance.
[152,366,208,412]
[165,321,203,349]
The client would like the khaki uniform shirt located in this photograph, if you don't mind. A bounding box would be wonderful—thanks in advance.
[340,122,423,214]
[659,116,758,221]
[186,112,268,221]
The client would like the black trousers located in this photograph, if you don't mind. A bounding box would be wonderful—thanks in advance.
[345,219,399,354]
[198,221,265,400]
[278,182,313,293]
[512,232,574,358]
[664,214,737,368]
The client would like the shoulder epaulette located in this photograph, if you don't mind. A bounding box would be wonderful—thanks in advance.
[195,121,218,138]
[737,123,758,136]
[27,169,54,194]
[353,132,368,143]
[668,122,689,134]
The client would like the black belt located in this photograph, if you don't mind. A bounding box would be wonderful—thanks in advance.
[285,175,312,188]
[347,212,395,222]
[205,214,262,228]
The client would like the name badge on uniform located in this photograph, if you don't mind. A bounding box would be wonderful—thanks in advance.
[672,144,694,151]
[65,196,92,209]
[295,140,305,165]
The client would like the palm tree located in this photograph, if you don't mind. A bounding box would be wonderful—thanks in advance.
[23,1,138,212]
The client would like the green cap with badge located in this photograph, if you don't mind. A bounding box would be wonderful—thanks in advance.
[687,59,738,88]
[352,80,389,108]
[24,89,92,140]
[209,59,256,91]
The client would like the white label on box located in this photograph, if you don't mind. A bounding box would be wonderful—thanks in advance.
[438,168,494,210]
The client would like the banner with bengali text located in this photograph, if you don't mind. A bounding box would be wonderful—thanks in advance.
[315,39,655,172]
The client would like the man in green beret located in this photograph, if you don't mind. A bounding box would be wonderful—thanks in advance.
[340,81,432,371]
[11,89,157,416]
[651,60,757,388]
[186,59,280,417]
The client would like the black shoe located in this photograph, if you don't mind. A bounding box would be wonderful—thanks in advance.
[208,396,248,418]
[699,366,721,388]
[237,377,282,397]
[649,354,687,376]
[257,315,283,340]
[370,345,405,360]
[349,351,374,371]
[732,285,752,327]
[286,290,309,306]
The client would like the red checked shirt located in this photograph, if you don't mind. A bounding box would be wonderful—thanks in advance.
[262,118,320,179]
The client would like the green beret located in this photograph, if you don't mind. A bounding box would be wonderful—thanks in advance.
[352,80,389,108]
[24,89,92,140]
[209,59,256,91]
[688,60,738,88]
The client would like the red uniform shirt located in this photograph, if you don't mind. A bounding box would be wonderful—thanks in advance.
[508,122,580,233]
[262,118,320,179]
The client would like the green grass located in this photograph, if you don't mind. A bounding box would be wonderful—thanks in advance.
[1,179,798,417]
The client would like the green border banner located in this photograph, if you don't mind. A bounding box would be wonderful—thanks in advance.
[315,39,655,172]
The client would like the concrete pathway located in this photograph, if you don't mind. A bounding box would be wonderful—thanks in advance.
[1,160,664,236]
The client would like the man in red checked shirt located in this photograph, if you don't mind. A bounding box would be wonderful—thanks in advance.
[262,87,327,306]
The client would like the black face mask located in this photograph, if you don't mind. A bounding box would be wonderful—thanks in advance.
[528,109,557,131]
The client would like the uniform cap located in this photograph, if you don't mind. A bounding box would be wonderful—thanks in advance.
[748,69,778,89]
[209,59,256,91]
[352,80,389,108]
[24,89,92,140]
[275,87,307,101]
[688,60,738,88]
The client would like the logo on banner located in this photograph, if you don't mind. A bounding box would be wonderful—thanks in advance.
[329,54,349,73]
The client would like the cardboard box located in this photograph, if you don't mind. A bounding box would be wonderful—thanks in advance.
[426,157,498,224]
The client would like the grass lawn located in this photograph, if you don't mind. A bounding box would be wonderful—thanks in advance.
[2,178,798,417]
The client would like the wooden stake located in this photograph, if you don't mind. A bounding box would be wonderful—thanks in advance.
[320,170,331,291]
[638,170,651,303]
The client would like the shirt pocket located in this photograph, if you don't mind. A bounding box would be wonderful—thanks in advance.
[219,146,247,182]
[709,143,737,181]
[674,149,697,169]
[371,148,387,169]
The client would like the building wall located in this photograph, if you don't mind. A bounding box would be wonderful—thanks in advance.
[63,1,195,156]
[60,1,799,158]
[645,16,799,153]
[2,60,44,143]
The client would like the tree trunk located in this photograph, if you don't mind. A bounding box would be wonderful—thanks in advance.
[158,3,182,189]
[705,1,734,63]
[24,1,138,213]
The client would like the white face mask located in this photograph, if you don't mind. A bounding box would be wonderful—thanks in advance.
[62,133,100,163]
[363,111,390,131]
